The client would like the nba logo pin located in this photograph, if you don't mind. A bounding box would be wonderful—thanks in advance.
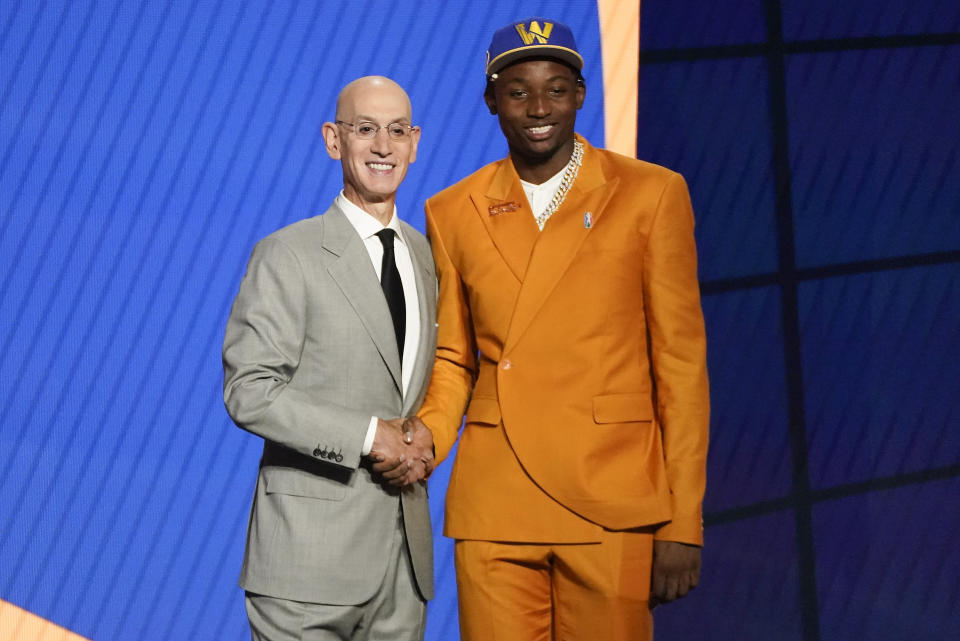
[583,212,593,229]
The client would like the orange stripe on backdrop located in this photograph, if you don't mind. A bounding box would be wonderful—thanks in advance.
[0,599,90,641]
[597,0,641,158]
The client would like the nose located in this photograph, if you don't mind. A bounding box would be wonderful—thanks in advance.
[370,127,392,154]
[527,92,550,118]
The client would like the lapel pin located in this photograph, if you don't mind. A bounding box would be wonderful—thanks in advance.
[489,201,520,216]
[583,211,593,229]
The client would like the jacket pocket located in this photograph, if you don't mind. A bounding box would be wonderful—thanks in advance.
[465,397,501,427]
[263,466,347,500]
[592,393,654,424]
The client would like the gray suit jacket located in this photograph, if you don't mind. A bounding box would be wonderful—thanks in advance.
[223,201,436,604]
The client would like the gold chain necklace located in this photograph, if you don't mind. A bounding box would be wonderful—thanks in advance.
[535,140,584,230]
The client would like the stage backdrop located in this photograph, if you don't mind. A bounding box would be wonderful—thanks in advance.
[2,1,958,640]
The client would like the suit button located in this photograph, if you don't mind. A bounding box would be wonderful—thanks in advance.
[500,359,512,370]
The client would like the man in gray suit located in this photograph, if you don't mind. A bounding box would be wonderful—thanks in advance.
[223,76,436,641]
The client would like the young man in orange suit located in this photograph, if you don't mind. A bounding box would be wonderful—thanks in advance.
[405,17,710,641]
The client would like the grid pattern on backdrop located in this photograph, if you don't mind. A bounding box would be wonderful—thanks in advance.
[637,2,960,640]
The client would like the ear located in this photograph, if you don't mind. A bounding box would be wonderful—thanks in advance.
[407,126,421,164]
[322,122,341,159]
[484,93,498,115]
[575,82,586,110]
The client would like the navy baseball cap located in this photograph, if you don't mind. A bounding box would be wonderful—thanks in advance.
[485,17,583,78]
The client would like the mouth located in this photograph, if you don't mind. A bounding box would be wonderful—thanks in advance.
[525,124,555,139]
[366,162,396,174]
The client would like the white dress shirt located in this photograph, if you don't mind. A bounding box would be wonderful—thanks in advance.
[521,165,565,227]
[335,192,421,455]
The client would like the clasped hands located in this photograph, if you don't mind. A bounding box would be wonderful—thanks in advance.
[368,416,434,487]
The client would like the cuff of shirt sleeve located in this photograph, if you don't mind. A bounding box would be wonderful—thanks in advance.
[361,416,378,456]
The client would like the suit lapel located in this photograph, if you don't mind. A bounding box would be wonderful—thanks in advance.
[503,139,619,354]
[322,204,402,392]
[400,222,436,415]
[471,159,539,282]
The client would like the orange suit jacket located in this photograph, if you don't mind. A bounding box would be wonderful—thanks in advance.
[420,136,709,545]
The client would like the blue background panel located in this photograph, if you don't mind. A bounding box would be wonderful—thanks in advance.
[782,0,960,41]
[800,265,960,490]
[640,0,766,49]
[702,287,792,511]
[657,512,803,641]
[813,480,960,641]
[787,45,960,269]
[637,56,778,282]
[0,2,605,640]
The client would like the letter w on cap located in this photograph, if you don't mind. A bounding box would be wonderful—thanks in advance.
[515,21,553,45]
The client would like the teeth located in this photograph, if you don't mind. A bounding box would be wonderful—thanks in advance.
[527,125,552,134]
[368,163,393,170]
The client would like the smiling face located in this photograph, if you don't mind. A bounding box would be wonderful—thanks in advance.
[322,76,420,221]
[485,58,585,183]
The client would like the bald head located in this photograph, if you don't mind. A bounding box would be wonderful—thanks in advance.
[322,75,420,224]
[335,75,412,123]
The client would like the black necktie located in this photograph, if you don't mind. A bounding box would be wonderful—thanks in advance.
[375,229,405,358]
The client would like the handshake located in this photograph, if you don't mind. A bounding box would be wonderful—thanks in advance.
[367,416,434,487]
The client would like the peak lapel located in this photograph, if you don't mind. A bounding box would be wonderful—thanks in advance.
[322,204,402,391]
[471,159,539,283]
[503,143,619,354]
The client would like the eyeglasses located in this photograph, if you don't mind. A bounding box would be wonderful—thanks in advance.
[335,120,417,140]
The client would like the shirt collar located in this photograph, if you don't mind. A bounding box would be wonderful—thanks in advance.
[336,191,404,244]
[520,163,566,193]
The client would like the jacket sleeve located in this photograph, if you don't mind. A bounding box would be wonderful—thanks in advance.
[417,200,477,463]
[222,236,370,469]
[643,172,711,545]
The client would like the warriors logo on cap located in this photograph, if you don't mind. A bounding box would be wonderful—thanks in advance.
[515,20,553,45]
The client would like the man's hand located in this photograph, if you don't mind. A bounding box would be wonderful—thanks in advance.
[397,416,435,485]
[650,540,701,607]
[369,418,410,482]
[368,417,434,487]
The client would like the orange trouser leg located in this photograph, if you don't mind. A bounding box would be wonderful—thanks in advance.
[455,540,554,641]
[455,531,654,641]
[551,529,653,641]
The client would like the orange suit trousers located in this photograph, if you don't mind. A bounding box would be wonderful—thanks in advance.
[455,530,654,641]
